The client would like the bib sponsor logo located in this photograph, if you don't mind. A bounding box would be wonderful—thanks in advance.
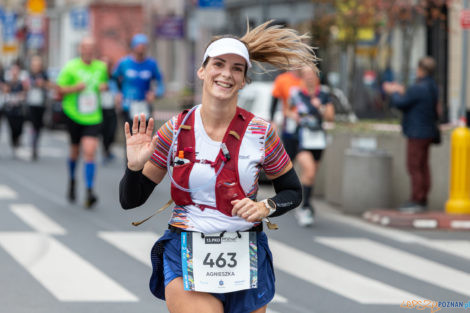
[205,236,221,244]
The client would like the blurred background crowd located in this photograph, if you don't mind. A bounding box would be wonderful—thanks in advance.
[0,0,469,212]
[0,0,468,123]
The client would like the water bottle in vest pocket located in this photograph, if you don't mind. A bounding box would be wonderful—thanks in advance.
[215,169,246,216]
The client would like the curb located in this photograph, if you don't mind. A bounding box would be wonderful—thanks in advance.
[363,210,470,230]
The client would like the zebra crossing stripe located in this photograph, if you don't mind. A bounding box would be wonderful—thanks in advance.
[0,185,17,199]
[320,206,470,261]
[10,204,66,235]
[0,232,138,302]
[16,147,66,161]
[427,240,470,260]
[316,237,470,297]
[98,231,160,267]
[269,239,419,304]
[272,294,288,303]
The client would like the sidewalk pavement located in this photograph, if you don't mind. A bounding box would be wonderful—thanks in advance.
[362,209,470,231]
[303,194,470,232]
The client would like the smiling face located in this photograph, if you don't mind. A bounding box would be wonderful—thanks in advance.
[197,54,246,103]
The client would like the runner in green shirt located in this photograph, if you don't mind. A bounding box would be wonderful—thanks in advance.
[57,37,108,208]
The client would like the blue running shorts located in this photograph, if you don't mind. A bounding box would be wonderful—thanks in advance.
[150,229,275,313]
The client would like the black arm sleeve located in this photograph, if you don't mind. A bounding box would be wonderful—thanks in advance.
[119,167,157,210]
[268,168,302,217]
[270,96,279,121]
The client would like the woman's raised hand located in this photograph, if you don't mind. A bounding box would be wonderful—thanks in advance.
[125,114,158,171]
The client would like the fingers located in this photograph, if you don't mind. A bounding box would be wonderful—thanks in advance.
[231,198,265,222]
[131,115,139,135]
[139,113,146,134]
[124,122,131,140]
[146,118,155,137]
[150,134,158,150]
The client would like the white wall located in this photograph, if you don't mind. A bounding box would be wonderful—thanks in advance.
[390,21,426,84]
[59,8,89,68]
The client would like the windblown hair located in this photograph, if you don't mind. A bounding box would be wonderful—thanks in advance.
[205,20,318,74]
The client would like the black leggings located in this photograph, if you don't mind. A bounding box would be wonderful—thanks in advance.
[6,112,24,147]
[28,106,45,131]
[102,109,117,154]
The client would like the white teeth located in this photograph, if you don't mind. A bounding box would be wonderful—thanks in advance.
[216,81,232,88]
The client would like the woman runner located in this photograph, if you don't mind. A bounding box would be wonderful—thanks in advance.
[119,21,317,313]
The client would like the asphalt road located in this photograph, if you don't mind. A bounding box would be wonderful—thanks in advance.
[0,126,469,313]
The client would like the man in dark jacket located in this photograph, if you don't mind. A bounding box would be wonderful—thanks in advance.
[383,56,439,213]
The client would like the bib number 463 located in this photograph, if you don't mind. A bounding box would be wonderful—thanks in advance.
[203,252,237,268]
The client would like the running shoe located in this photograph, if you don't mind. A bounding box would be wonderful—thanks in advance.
[295,206,314,227]
[67,179,76,203]
[85,189,98,209]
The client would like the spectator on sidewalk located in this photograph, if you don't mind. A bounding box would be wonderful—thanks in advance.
[383,56,440,213]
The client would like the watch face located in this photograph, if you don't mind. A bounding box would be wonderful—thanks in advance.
[267,199,276,209]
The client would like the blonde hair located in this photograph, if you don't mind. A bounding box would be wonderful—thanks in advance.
[205,20,318,74]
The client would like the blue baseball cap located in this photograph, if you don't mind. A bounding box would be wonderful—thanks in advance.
[131,34,148,48]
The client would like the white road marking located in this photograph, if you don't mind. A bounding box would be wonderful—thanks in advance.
[10,204,66,235]
[316,237,470,297]
[422,239,470,261]
[0,184,17,199]
[318,203,470,260]
[16,146,66,161]
[271,294,288,303]
[451,220,470,229]
[269,239,419,304]
[0,232,138,302]
[98,231,160,267]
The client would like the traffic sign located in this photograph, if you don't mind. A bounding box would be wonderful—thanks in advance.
[70,7,89,30]
[198,0,224,9]
[462,9,470,29]
[27,15,45,33]
[2,11,17,43]
[2,44,18,53]
[27,33,44,49]
[27,0,46,14]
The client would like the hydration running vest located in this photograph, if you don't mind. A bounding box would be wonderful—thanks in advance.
[170,107,254,217]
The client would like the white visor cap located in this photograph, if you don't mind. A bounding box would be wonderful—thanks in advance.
[202,38,252,68]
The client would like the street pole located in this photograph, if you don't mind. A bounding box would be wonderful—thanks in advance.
[445,0,470,215]
[460,0,469,122]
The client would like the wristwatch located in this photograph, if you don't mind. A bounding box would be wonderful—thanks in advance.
[262,199,277,217]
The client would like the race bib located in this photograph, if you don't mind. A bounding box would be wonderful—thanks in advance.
[129,101,150,119]
[181,231,257,293]
[284,117,297,134]
[100,91,114,109]
[300,127,326,149]
[27,88,44,106]
[78,92,98,114]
